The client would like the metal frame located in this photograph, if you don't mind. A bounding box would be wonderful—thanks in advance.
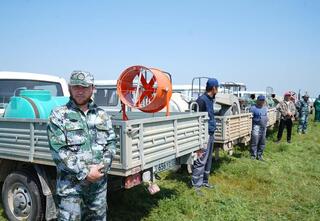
[0,112,208,177]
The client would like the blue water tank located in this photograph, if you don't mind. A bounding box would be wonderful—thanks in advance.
[4,90,69,119]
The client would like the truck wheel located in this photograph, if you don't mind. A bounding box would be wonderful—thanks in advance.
[1,170,44,221]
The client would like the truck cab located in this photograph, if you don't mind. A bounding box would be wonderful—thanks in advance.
[0,72,69,116]
[219,81,247,97]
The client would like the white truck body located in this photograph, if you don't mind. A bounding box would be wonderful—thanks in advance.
[0,112,208,177]
[0,72,69,116]
[0,76,208,220]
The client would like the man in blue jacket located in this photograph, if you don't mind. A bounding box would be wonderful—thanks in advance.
[250,95,268,161]
[192,78,219,192]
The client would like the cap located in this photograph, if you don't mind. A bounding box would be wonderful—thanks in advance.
[257,95,266,101]
[284,92,291,96]
[302,93,309,98]
[69,71,94,87]
[206,78,219,88]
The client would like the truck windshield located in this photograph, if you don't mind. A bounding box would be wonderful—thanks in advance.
[94,88,119,106]
[0,80,63,104]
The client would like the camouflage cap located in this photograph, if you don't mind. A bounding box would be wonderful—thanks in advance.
[69,70,94,87]
[302,93,309,98]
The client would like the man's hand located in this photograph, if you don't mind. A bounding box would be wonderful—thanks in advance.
[196,149,205,158]
[86,164,105,183]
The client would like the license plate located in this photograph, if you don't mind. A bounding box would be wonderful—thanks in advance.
[154,159,177,173]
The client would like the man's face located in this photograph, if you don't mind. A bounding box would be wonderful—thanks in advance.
[284,95,290,101]
[257,100,265,107]
[303,96,309,102]
[69,85,94,106]
[213,86,218,95]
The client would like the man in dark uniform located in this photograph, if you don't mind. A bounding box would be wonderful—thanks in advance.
[192,78,219,193]
[314,95,320,122]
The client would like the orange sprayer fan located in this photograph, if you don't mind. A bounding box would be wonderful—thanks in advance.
[117,65,172,120]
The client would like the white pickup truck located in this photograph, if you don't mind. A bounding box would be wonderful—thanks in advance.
[0,72,69,116]
[0,73,208,221]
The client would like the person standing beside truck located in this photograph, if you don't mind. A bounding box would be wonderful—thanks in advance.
[296,93,310,134]
[47,71,116,221]
[314,95,320,122]
[250,95,268,160]
[192,78,219,192]
[276,92,296,143]
[271,93,280,106]
[247,93,256,106]
[266,95,275,108]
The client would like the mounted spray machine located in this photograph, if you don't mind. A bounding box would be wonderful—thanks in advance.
[117,65,172,120]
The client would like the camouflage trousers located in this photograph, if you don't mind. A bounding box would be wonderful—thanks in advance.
[298,114,308,133]
[57,190,107,221]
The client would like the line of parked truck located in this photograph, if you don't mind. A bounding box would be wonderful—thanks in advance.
[0,71,278,220]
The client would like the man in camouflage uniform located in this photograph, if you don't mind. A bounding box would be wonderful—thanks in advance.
[266,95,275,108]
[296,93,310,134]
[47,71,116,221]
[247,93,256,107]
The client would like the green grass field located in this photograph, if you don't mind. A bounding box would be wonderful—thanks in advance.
[1,120,319,221]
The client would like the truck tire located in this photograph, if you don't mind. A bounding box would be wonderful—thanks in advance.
[1,170,44,221]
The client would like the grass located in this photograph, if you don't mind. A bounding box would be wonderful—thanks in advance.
[0,203,5,221]
[108,120,320,221]
[1,120,320,221]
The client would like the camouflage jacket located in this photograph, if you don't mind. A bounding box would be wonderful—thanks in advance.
[296,100,309,116]
[47,99,116,196]
[266,97,275,108]
[247,98,256,107]
[276,100,296,120]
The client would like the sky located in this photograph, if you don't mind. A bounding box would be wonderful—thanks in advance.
[0,0,319,97]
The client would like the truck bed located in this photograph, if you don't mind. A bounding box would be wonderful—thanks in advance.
[267,107,277,128]
[0,112,208,177]
[214,113,253,150]
[214,108,277,151]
